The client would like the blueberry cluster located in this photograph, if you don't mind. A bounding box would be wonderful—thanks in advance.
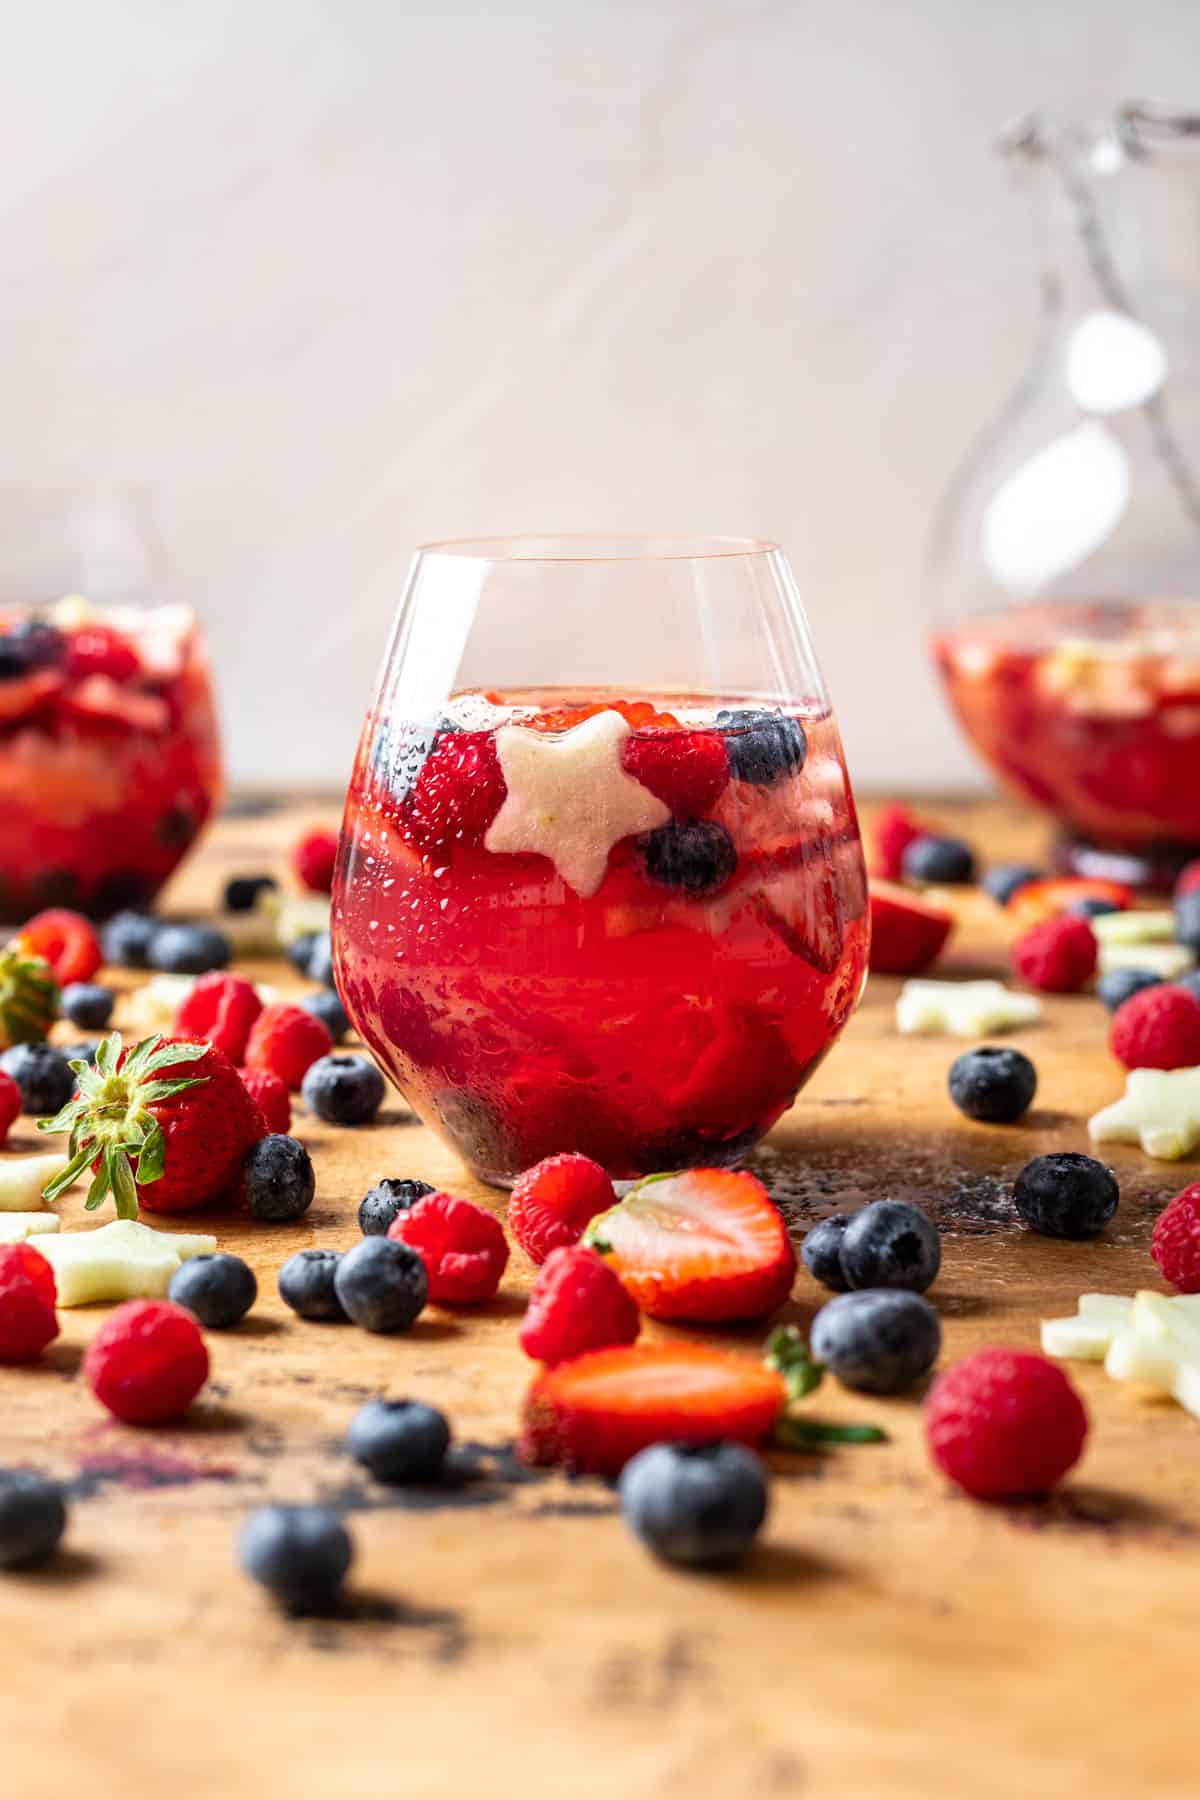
[801,1200,941,1296]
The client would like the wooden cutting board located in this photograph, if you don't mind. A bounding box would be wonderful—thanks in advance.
[2,794,1196,1800]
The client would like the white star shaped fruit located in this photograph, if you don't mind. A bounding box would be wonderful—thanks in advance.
[1088,1066,1200,1161]
[485,710,670,897]
[895,979,1042,1037]
[33,1218,218,1307]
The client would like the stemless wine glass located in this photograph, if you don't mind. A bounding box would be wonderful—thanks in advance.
[333,535,868,1186]
[0,485,223,918]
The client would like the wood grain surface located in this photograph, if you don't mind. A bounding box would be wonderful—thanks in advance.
[3,795,1197,1800]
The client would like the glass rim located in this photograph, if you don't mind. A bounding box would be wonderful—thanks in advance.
[414,533,781,564]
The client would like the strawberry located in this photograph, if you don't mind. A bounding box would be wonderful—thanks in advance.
[16,909,101,985]
[519,1342,787,1475]
[39,1032,264,1217]
[584,1168,796,1323]
[292,828,339,895]
[65,624,140,684]
[174,973,263,1063]
[0,945,59,1048]
[868,879,954,975]
[621,730,730,817]
[1006,877,1131,930]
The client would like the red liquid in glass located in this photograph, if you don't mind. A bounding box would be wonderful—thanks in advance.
[0,602,222,917]
[334,691,869,1184]
[934,601,1200,856]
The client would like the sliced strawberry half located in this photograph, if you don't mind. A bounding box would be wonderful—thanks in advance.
[584,1168,796,1323]
[518,1341,786,1475]
[1007,876,1132,929]
[868,878,954,975]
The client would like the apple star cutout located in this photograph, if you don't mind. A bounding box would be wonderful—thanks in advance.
[1088,1066,1200,1161]
[0,1152,77,1212]
[485,710,670,897]
[33,1217,217,1307]
[0,1213,61,1244]
[895,979,1042,1037]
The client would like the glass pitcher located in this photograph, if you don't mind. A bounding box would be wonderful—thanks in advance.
[928,103,1200,887]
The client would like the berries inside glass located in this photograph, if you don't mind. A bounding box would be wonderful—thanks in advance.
[334,536,868,1185]
[0,598,222,917]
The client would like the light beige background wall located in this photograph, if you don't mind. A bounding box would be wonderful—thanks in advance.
[0,0,1195,788]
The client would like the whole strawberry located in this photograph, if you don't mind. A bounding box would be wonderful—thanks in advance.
[39,1032,264,1217]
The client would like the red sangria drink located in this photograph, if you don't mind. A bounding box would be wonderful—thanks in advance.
[933,601,1200,880]
[0,598,223,918]
[335,689,868,1184]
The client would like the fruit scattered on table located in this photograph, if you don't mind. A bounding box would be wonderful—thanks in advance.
[901,834,976,886]
[14,909,101,985]
[60,982,115,1030]
[146,922,232,976]
[1006,877,1131,930]
[836,1200,941,1294]
[1010,915,1097,993]
[244,1002,333,1090]
[277,1248,346,1321]
[0,1213,61,1243]
[583,1168,796,1323]
[299,988,349,1043]
[948,1046,1038,1123]
[873,804,937,880]
[896,979,1042,1037]
[1110,984,1200,1071]
[810,1290,942,1395]
[99,910,157,968]
[224,874,278,913]
[240,1134,315,1223]
[519,1244,640,1365]
[1151,1183,1200,1293]
[619,1440,769,1569]
[1098,941,1195,981]
[508,1153,616,1265]
[800,1214,852,1292]
[926,1349,1088,1500]
[1092,908,1176,948]
[236,1065,291,1134]
[1096,967,1163,1013]
[84,1297,209,1424]
[0,1242,59,1361]
[1012,1152,1119,1239]
[867,880,954,975]
[238,1504,353,1615]
[358,1177,435,1237]
[346,1398,451,1484]
[1088,1065,1200,1160]
[0,1151,77,1211]
[0,1469,67,1568]
[0,1071,19,1147]
[0,1042,76,1116]
[291,828,339,895]
[1040,1293,1134,1361]
[174,972,263,1063]
[301,1052,385,1125]
[333,1235,428,1334]
[0,945,59,1048]
[168,1252,258,1329]
[388,1192,509,1305]
[31,1217,217,1305]
[981,862,1043,906]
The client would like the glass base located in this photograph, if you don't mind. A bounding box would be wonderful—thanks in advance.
[465,1123,771,1192]
[1051,833,1198,894]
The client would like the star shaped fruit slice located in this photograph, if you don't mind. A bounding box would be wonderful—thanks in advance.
[1088,1066,1200,1160]
[32,1217,217,1306]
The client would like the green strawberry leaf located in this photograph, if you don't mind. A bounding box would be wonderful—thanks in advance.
[774,1417,887,1450]
[42,1140,98,1203]
[764,1325,825,1401]
[110,1151,139,1221]
[136,1120,166,1185]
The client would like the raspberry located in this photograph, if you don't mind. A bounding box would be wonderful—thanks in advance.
[519,1245,640,1365]
[0,1070,20,1146]
[508,1153,616,1266]
[402,732,506,851]
[65,624,140,684]
[1110,984,1200,1071]
[292,828,339,895]
[1010,915,1097,993]
[237,1065,291,1135]
[244,1003,333,1090]
[0,1243,59,1362]
[926,1348,1088,1500]
[873,804,932,880]
[83,1299,209,1424]
[1151,1182,1200,1292]
[16,908,101,985]
[388,1192,509,1304]
[175,972,263,1064]
[1176,859,1200,900]
[621,731,730,818]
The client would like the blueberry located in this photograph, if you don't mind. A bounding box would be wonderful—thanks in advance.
[60,983,115,1030]
[301,1053,385,1126]
[286,933,320,977]
[1069,896,1121,919]
[306,932,335,988]
[1177,970,1200,1005]
[982,863,1043,906]
[224,874,277,913]
[0,1043,76,1115]
[838,1200,941,1293]
[58,1040,100,1066]
[716,709,807,786]
[0,619,64,680]
[300,990,349,1043]
[1175,891,1200,952]
[237,1503,353,1615]
[0,1468,67,1567]
[1097,968,1163,1013]
[811,1289,941,1395]
[278,1248,346,1321]
[358,1177,435,1236]
[618,1440,768,1568]
[640,821,737,895]
[147,923,231,975]
[168,1253,258,1329]
[334,1236,428,1334]
[901,835,976,885]
[241,1134,315,1223]
[347,1399,451,1484]
[99,910,157,968]
[800,1214,852,1292]
[1013,1152,1118,1240]
[948,1046,1037,1124]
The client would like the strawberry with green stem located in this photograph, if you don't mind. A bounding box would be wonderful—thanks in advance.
[40,1032,264,1218]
